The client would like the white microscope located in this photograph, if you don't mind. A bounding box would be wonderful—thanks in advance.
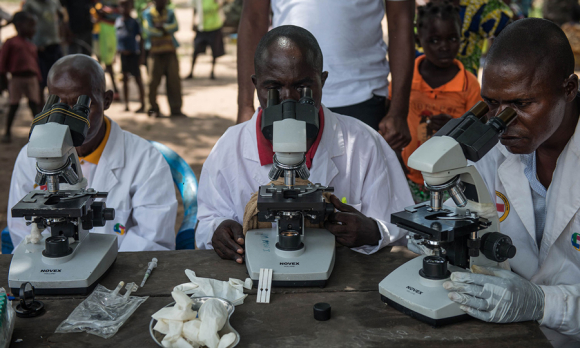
[245,88,336,287]
[8,95,118,295]
[379,102,518,326]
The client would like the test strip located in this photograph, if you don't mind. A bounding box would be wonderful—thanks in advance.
[257,268,273,303]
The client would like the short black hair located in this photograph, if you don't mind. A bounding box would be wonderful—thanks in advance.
[254,25,323,75]
[12,11,34,26]
[486,18,574,85]
[416,1,461,31]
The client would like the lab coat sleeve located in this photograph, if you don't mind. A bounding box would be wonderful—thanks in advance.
[119,151,178,251]
[539,284,580,341]
[7,147,36,250]
[196,151,238,250]
[350,137,415,255]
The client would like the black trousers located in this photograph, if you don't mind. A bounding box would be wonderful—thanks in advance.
[328,95,386,131]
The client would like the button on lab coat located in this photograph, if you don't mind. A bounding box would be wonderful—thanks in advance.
[8,118,178,251]
[474,120,580,347]
[196,106,414,254]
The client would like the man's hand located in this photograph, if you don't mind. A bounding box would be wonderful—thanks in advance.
[378,109,411,151]
[427,114,453,133]
[324,195,381,248]
[237,105,255,124]
[443,265,545,323]
[212,219,245,264]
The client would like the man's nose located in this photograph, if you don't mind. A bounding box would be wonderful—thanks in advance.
[278,88,301,102]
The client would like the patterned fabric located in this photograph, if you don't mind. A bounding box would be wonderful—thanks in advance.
[457,0,512,74]
[143,6,179,53]
[416,0,512,75]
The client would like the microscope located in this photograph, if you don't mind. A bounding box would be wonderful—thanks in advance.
[379,102,518,326]
[245,88,336,287]
[8,95,118,295]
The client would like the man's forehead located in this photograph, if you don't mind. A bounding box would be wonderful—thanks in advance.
[49,70,101,98]
[482,61,548,95]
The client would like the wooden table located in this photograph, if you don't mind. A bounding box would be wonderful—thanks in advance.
[0,247,551,347]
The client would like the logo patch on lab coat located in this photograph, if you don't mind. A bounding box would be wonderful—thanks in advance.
[496,191,510,222]
[33,184,47,191]
[114,223,126,235]
[571,233,580,251]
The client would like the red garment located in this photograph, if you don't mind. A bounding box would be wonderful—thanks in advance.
[0,36,41,80]
[256,107,325,169]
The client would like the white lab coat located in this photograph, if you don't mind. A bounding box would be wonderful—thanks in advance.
[8,118,178,252]
[474,119,580,347]
[197,106,414,254]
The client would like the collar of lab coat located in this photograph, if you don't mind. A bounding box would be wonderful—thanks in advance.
[92,117,124,192]
[497,119,580,262]
[242,105,344,184]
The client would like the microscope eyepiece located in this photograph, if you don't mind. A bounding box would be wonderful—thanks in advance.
[267,89,280,108]
[299,87,315,106]
[42,95,61,112]
[467,101,490,119]
[486,107,517,135]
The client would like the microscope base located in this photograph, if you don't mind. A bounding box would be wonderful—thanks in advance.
[8,232,118,295]
[379,256,470,327]
[245,228,335,287]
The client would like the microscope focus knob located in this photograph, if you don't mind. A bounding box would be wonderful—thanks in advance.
[90,201,115,227]
[480,232,516,262]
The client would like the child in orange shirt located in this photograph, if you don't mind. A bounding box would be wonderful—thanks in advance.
[400,1,482,202]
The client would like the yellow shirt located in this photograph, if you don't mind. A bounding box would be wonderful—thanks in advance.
[80,117,111,165]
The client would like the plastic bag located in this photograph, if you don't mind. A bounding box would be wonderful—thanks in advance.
[55,284,148,339]
[0,288,15,348]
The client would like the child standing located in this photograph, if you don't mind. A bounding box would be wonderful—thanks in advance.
[0,12,41,143]
[116,0,146,112]
[399,1,482,202]
[143,0,185,117]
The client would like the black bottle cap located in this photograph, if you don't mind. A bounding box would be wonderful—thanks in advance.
[15,283,45,318]
[313,302,331,321]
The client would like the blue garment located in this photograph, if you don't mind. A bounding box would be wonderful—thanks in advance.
[142,6,179,52]
[521,152,547,249]
[115,16,141,53]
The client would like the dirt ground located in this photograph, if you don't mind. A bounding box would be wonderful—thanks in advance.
[0,4,244,239]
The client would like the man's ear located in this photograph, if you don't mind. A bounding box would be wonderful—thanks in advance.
[251,74,257,88]
[564,74,579,103]
[103,90,114,110]
[321,71,328,89]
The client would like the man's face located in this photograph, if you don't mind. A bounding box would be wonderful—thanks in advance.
[252,40,328,111]
[481,62,577,154]
[47,71,113,145]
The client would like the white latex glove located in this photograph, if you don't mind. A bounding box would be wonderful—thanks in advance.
[174,270,253,306]
[198,299,228,348]
[218,333,236,348]
[406,232,435,256]
[443,265,545,323]
[182,319,202,347]
[24,222,44,244]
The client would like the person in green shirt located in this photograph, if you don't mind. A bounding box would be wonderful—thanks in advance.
[185,0,225,80]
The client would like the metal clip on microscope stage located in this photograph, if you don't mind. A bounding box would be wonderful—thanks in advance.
[379,102,518,326]
[245,88,336,287]
[8,95,118,295]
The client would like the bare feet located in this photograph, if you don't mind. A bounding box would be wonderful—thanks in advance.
[135,105,146,113]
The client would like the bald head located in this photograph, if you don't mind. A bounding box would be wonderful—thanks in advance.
[254,25,323,76]
[48,54,107,96]
[486,18,574,89]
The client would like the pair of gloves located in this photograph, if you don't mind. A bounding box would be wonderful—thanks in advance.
[408,236,545,323]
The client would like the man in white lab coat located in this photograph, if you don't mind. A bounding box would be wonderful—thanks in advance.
[197,26,414,262]
[440,19,580,347]
[8,54,178,251]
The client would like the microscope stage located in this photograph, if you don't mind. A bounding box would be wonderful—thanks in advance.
[245,228,335,287]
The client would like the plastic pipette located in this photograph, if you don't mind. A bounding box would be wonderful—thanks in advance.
[140,258,158,287]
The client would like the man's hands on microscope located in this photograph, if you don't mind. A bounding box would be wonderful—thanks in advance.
[324,195,381,248]
[213,220,245,264]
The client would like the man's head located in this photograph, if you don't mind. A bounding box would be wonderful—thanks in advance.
[252,25,328,111]
[154,0,168,11]
[47,55,114,147]
[12,11,36,40]
[482,18,578,154]
[416,1,461,68]
[119,0,133,16]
